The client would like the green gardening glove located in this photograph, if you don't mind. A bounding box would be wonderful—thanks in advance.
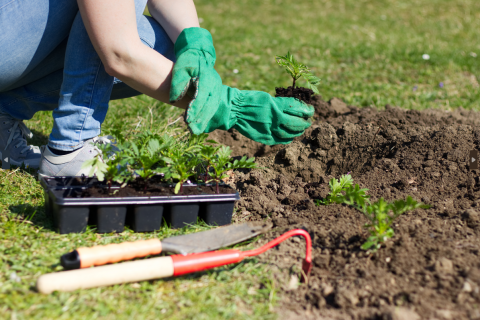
[170,27,222,134]
[203,86,314,145]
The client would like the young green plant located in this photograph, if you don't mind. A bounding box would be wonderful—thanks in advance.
[162,133,214,194]
[354,196,430,251]
[199,144,220,183]
[81,140,130,194]
[315,174,369,205]
[208,146,257,194]
[124,136,170,192]
[275,51,321,94]
[166,148,201,194]
[321,174,429,251]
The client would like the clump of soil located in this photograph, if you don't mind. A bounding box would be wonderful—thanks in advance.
[275,86,315,104]
[210,96,480,320]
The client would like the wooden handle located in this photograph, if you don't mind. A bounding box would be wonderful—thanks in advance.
[37,256,174,294]
[77,239,162,268]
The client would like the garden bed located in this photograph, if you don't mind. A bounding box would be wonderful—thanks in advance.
[209,96,480,319]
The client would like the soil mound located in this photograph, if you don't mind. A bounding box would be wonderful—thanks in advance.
[209,97,480,320]
[275,86,315,104]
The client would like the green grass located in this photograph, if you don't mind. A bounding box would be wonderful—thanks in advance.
[2,0,480,318]
[0,169,279,320]
[0,96,280,319]
[198,0,480,110]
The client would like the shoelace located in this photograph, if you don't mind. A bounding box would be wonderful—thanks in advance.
[3,119,34,154]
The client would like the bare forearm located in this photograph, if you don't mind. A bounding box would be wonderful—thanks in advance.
[147,0,200,44]
[78,0,190,109]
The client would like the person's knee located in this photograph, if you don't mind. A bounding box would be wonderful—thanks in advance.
[138,15,176,62]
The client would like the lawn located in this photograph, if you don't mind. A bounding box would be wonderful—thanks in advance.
[1,0,479,319]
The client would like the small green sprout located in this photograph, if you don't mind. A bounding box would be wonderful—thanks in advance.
[199,144,221,183]
[333,183,370,209]
[166,148,201,194]
[208,146,257,194]
[124,135,172,192]
[275,51,321,94]
[315,174,368,205]
[316,174,429,251]
[81,140,130,194]
[358,196,430,251]
[162,133,213,194]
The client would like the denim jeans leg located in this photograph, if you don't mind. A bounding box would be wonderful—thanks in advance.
[0,0,78,118]
[0,14,175,119]
[48,0,175,151]
[0,1,175,139]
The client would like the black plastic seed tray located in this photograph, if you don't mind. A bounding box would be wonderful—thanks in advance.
[40,176,240,234]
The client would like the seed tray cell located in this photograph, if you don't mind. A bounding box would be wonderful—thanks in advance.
[40,176,240,234]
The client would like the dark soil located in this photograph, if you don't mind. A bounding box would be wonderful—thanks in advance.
[209,96,480,320]
[275,86,315,104]
[68,181,236,198]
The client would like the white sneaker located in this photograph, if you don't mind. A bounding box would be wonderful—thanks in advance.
[38,136,113,178]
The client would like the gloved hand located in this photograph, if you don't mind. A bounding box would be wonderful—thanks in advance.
[170,27,222,134]
[203,86,314,145]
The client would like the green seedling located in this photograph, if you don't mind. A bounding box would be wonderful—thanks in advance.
[166,148,201,194]
[317,174,429,251]
[185,133,217,152]
[315,174,369,205]
[275,51,321,94]
[333,183,370,209]
[161,133,215,194]
[124,136,171,192]
[199,144,221,183]
[357,196,430,251]
[208,146,257,194]
[81,132,255,196]
[81,140,131,195]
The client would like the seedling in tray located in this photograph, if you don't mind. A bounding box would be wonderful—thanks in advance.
[124,132,174,192]
[199,144,220,183]
[82,138,131,194]
[166,148,201,194]
[207,146,257,194]
[162,133,212,194]
[275,51,321,93]
[81,131,259,196]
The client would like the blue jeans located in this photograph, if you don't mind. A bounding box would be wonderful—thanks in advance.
[0,0,175,150]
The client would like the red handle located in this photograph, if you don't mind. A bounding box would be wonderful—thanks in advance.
[172,249,243,276]
[170,229,312,281]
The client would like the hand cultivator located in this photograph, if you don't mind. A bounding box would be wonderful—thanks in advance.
[37,229,312,294]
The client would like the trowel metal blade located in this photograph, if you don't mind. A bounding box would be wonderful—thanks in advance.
[160,221,272,255]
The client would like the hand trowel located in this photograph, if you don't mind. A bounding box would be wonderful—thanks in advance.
[61,222,272,270]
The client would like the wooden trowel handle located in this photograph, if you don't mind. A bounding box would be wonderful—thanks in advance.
[61,239,163,270]
[37,256,174,294]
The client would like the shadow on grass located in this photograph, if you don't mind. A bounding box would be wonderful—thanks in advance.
[28,128,49,147]
[8,202,56,232]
